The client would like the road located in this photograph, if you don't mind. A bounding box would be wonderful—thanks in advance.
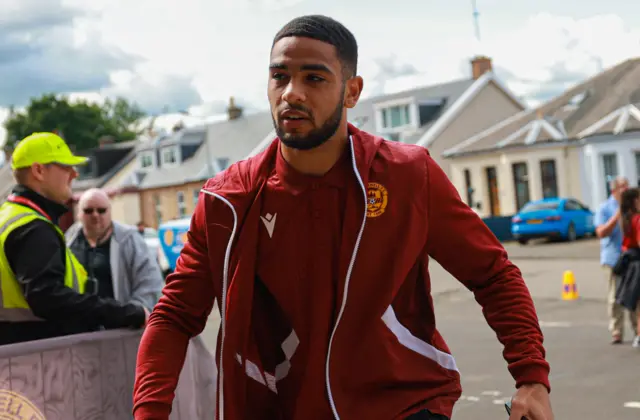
[197,236,640,419]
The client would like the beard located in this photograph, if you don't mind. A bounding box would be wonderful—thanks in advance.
[272,93,345,151]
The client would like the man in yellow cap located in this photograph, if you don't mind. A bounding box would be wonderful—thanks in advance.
[0,132,148,345]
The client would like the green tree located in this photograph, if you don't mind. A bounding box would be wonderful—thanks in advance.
[3,94,146,151]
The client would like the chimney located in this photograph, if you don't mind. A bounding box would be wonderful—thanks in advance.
[227,96,243,120]
[471,55,493,80]
[98,135,115,148]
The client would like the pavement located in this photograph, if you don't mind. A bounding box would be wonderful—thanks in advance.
[197,236,640,419]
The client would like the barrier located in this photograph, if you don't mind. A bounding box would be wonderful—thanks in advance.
[0,328,217,420]
[481,216,514,242]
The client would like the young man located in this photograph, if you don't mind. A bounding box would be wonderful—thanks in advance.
[133,15,553,420]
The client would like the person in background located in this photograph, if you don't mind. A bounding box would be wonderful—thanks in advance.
[618,188,640,348]
[137,221,146,236]
[595,176,637,344]
[65,188,163,313]
[0,132,148,345]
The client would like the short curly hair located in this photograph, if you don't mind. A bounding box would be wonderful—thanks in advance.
[272,15,358,79]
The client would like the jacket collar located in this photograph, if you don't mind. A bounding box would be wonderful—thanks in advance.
[241,123,382,194]
[11,184,70,225]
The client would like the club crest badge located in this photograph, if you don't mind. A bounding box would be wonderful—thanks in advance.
[366,182,388,218]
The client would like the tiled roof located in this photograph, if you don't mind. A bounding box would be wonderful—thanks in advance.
[138,111,273,190]
[444,58,640,157]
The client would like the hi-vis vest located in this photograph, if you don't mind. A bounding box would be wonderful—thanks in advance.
[0,201,89,322]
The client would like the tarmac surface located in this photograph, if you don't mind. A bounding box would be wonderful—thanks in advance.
[198,236,640,419]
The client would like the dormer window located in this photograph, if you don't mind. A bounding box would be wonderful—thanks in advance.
[374,98,418,142]
[161,146,179,166]
[139,151,154,169]
[380,104,412,129]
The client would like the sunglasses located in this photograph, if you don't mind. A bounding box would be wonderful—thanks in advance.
[83,207,107,215]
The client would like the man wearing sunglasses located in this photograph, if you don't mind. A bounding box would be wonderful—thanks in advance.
[0,132,148,345]
[65,188,163,314]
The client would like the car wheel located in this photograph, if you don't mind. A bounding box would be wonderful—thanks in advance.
[518,238,528,245]
[566,223,577,242]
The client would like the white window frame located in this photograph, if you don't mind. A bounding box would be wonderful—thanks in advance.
[161,145,180,167]
[154,195,162,225]
[373,97,419,141]
[177,191,186,218]
[139,151,155,170]
[193,189,199,207]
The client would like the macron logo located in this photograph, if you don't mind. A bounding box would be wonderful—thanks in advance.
[260,213,277,238]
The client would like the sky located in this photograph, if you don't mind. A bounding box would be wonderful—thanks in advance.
[1,0,640,154]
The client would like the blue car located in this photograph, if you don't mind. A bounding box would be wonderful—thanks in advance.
[158,217,192,272]
[511,197,595,245]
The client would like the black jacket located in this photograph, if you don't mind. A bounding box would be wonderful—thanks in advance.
[614,247,640,311]
[0,185,146,346]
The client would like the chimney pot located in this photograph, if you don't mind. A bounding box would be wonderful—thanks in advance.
[471,55,493,80]
[227,96,243,120]
[98,135,115,147]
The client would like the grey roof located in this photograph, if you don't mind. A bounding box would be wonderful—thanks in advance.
[137,111,273,190]
[444,57,640,157]
[347,78,476,142]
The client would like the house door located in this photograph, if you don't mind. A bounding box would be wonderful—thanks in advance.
[485,166,500,216]
[512,162,530,211]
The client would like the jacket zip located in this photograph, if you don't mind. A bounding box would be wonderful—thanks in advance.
[200,189,239,420]
[201,136,366,420]
[325,137,368,419]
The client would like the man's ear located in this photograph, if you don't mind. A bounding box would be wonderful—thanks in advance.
[344,76,364,109]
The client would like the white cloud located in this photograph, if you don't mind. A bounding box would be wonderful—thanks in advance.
[485,13,640,103]
[2,4,640,146]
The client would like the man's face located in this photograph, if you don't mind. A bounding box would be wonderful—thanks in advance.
[268,36,361,150]
[34,163,78,205]
[80,194,112,237]
[614,179,629,199]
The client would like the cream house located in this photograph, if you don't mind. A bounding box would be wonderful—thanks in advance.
[443,57,640,217]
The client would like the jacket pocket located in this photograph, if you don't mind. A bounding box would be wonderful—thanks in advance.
[381,305,458,373]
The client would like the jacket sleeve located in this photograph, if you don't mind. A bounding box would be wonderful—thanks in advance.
[133,187,227,420]
[124,228,165,311]
[5,220,146,329]
[422,153,551,392]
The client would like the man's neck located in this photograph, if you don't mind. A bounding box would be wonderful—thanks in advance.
[83,225,112,247]
[280,133,349,176]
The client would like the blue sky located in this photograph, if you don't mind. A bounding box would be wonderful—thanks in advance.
[1,0,639,146]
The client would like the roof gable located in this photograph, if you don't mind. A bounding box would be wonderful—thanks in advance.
[445,58,640,157]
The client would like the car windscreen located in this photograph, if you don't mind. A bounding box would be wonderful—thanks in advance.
[520,202,559,212]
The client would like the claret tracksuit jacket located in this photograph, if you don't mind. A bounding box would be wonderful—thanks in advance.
[133,124,550,420]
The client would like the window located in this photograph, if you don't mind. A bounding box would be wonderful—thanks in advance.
[463,169,473,206]
[154,195,162,225]
[512,162,530,211]
[386,132,401,142]
[193,189,199,207]
[418,99,445,125]
[602,153,618,196]
[380,104,411,129]
[139,151,154,169]
[521,201,560,212]
[635,152,640,186]
[539,159,558,199]
[161,146,178,166]
[217,157,230,171]
[177,191,186,218]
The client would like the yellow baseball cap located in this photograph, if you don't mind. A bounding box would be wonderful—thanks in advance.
[11,132,89,170]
